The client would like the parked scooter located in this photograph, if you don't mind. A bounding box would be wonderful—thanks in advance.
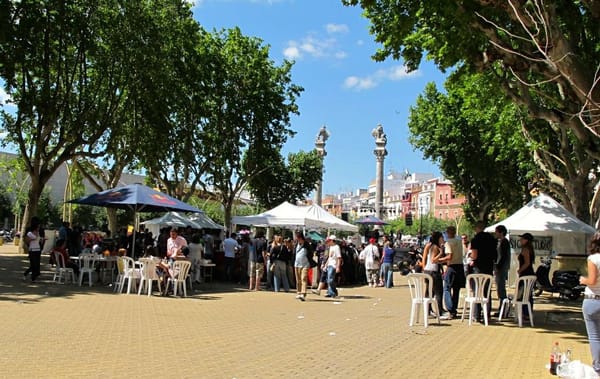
[398,246,423,275]
[534,256,584,300]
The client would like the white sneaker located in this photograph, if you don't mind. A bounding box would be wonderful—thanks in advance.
[295,294,302,299]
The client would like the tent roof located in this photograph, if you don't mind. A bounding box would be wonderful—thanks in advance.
[232,201,358,232]
[142,211,223,230]
[486,193,595,234]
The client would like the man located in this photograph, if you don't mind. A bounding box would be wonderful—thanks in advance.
[248,234,265,291]
[293,232,310,301]
[203,230,214,260]
[440,226,465,319]
[167,228,188,260]
[325,235,342,298]
[494,225,511,316]
[359,238,380,287]
[469,221,497,321]
[222,232,239,282]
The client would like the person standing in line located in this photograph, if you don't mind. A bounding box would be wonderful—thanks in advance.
[469,221,496,321]
[203,230,214,260]
[380,240,395,288]
[440,226,465,319]
[325,235,342,298]
[494,225,511,317]
[422,231,445,316]
[580,232,600,375]
[222,232,239,282]
[23,217,42,283]
[270,235,290,292]
[359,238,380,287]
[516,232,536,320]
[293,232,310,301]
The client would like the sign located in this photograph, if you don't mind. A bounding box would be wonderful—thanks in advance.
[509,235,553,256]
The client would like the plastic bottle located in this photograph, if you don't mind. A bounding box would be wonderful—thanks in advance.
[550,342,561,375]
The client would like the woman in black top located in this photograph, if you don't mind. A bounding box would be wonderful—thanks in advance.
[517,233,536,318]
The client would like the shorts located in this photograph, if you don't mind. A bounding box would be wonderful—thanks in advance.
[249,261,265,277]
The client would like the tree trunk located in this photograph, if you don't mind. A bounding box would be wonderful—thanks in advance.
[106,208,118,238]
[19,180,44,253]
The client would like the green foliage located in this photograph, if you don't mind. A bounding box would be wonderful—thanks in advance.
[385,214,470,238]
[247,149,322,209]
[408,72,535,223]
[36,190,61,228]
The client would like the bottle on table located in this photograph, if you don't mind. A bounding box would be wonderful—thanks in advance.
[550,341,561,375]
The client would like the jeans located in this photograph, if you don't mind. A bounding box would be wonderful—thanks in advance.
[326,266,337,297]
[224,257,234,282]
[424,270,444,313]
[443,265,464,315]
[273,260,289,292]
[24,251,42,281]
[495,267,508,311]
[380,263,393,288]
[583,299,600,374]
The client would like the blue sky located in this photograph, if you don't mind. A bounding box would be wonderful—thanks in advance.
[192,0,447,195]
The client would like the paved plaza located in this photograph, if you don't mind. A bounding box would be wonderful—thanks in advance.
[0,243,592,378]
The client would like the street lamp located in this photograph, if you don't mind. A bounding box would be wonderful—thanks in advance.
[314,125,329,207]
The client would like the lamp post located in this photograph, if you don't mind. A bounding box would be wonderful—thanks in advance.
[371,124,387,221]
[314,125,329,207]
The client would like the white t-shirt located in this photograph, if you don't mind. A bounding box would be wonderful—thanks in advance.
[359,244,380,270]
[27,231,41,252]
[327,244,341,268]
[585,253,600,296]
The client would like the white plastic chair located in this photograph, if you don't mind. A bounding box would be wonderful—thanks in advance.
[461,274,493,326]
[407,273,440,327]
[116,256,140,294]
[53,252,75,284]
[78,253,97,287]
[137,258,162,297]
[167,260,192,297]
[498,275,536,327]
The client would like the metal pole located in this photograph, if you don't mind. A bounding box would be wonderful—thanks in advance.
[371,124,387,221]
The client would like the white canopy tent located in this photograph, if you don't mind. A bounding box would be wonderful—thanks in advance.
[142,211,223,239]
[486,193,595,256]
[232,201,358,232]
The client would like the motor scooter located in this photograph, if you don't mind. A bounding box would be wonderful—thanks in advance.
[398,246,423,275]
[534,256,584,300]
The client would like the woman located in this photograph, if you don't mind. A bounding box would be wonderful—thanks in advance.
[270,236,290,292]
[580,231,600,375]
[293,232,310,301]
[380,240,395,288]
[23,217,42,283]
[422,231,445,315]
[517,233,536,319]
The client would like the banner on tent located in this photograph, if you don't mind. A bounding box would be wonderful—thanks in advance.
[509,235,553,255]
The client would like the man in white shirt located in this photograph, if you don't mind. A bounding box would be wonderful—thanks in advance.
[167,228,187,260]
[222,233,239,282]
[325,235,342,298]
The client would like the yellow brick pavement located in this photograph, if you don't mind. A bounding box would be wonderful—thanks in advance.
[0,244,592,378]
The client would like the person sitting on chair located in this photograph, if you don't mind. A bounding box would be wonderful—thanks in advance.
[52,238,80,276]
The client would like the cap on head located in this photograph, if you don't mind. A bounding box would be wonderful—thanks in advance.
[327,235,337,241]
[369,237,376,244]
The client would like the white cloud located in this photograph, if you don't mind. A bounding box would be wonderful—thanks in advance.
[283,45,301,59]
[283,32,346,61]
[326,23,349,34]
[343,65,421,91]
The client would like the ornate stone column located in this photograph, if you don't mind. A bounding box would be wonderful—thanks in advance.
[314,125,329,207]
[371,124,388,220]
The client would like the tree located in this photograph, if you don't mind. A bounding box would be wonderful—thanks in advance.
[199,28,303,231]
[409,73,534,222]
[247,149,322,209]
[0,1,134,245]
[343,0,600,220]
